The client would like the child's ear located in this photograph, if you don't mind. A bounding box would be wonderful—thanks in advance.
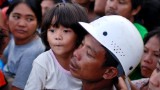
[103,67,118,79]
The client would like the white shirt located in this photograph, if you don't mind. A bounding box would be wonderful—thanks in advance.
[25,49,82,90]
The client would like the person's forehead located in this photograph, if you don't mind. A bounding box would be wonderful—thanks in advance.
[85,34,105,52]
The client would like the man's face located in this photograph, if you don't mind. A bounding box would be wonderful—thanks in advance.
[69,34,107,81]
[41,0,55,17]
[105,0,134,21]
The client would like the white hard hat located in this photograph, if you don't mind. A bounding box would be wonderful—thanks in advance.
[78,15,144,76]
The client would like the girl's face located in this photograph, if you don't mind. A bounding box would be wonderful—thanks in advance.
[47,23,77,58]
[141,36,160,78]
[8,3,38,43]
[148,60,160,90]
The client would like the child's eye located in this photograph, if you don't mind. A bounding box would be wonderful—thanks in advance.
[63,29,71,33]
[49,29,55,33]
[154,53,160,58]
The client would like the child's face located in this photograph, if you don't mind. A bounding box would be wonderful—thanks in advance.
[148,60,160,90]
[8,3,38,42]
[47,24,77,57]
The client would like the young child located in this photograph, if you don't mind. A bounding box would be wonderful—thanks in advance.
[25,3,88,89]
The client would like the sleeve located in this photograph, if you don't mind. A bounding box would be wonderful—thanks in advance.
[24,60,47,90]
[131,78,149,89]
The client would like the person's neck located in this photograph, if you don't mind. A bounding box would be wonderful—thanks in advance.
[54,50,74,71]
[14,34,37,45]
[82,79,114,90]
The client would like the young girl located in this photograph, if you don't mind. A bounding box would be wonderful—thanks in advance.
[2,0,45,89]
[25,3,88,89]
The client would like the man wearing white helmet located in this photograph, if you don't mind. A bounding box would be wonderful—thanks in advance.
[69,15,144,90]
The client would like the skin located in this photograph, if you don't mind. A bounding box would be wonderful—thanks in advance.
[148,60,160,90]
[47,19,77,70]
[41,0,55,17]
[105,0,140,22]
[70,34,118,90]
[94,0,106,16]
[8,3,38,45]
[6,3,38,90]
[70,34,107,81]
[141,36,160,78]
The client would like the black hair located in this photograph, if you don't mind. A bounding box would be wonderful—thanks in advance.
[103,47,119,68]
[0,0,9,8]
[102,46,125,84]
[6,0,42,27]
[144,27,160,45]
[41,3,89,50]
[131,0,143,10]
[138,0,160,31]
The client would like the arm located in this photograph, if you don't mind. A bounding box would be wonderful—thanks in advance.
[116,76,139,90]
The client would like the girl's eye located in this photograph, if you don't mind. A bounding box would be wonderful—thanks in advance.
[49,29,55,33]
[63,29,71,33]
[154,53,160,58]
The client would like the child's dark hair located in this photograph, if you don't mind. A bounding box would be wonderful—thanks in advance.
[6,0,42,27]
[41,3,89,50]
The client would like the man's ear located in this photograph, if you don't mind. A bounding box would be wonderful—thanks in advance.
[131,6,141,16]
[103,67,118,79]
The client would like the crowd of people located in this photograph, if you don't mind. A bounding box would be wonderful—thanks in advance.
[0,0,160,90]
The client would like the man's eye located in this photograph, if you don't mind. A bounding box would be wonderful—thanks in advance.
[87,50,94,58]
